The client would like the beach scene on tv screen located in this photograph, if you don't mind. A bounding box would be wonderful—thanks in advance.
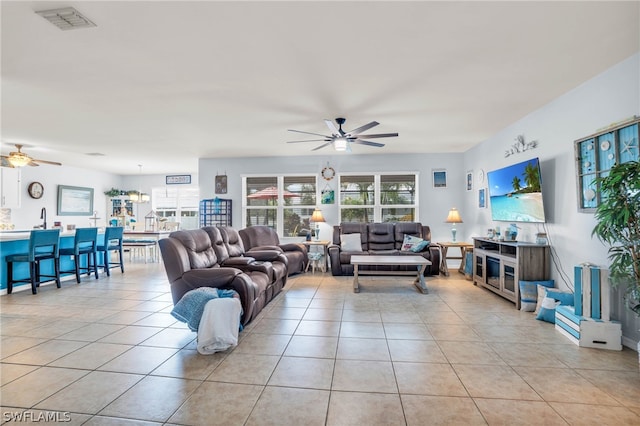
[488,158,546,223]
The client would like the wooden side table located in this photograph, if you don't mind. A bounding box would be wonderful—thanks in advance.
[301,240,330,272]
[436,242,473,276]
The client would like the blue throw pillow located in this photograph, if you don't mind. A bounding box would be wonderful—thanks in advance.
[519,280,554,312]
[409,240,430,253]
[535,286,574,324]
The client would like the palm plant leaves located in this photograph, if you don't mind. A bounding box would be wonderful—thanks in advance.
[591,161,640,310]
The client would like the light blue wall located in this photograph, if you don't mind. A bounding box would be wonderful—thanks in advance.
[199,153,464,242]
[463,53,640,345]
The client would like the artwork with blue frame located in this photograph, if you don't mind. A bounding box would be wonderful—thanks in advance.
[574,117,639,212]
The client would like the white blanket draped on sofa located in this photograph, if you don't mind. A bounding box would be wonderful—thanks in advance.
[197,297,242,354]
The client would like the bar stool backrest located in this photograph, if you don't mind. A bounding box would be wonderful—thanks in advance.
[104,226,124,249]
[73,228,98,255]
[29,229,61,261]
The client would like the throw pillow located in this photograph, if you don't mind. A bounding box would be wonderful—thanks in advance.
[410,240,430,253]
[536,295,560,323]
[535,280,557,314]
[519,280,554,312]
[535,286,574,324]
[341,233,362,252]
[401,234,426,252]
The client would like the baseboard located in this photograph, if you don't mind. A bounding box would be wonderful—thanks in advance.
[0,275,78,296]
[622,335,639,352]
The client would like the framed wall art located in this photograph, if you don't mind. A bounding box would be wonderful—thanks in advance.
[57,185,94,216]
[432,169,447,188]
[479,188,487,209]
[466,171,473,191]
[215,175,228,194]
[166,174,191,185]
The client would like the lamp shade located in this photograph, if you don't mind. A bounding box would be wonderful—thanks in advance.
[445,208,463,224]
[8,153,31,167]
[310,208,325,223]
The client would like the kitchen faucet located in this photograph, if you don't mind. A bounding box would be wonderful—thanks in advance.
[40,207,47,230]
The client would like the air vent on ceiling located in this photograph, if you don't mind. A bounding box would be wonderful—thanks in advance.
[35,7,96,31]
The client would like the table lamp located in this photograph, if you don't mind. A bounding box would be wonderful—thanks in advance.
[310,208,325,241]
[445,207,463,242]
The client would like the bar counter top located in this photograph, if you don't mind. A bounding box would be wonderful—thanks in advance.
[0,229,94,242]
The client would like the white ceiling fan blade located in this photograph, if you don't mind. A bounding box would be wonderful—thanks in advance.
[33,158,62,166]
[287,139,329,144]
[352,140,385,148]
[346,121,379,136]
[312,142,333,151]
[288,129,332,138]
[1,156,15,168]
[324,119,341,136]
[355,133,398,139]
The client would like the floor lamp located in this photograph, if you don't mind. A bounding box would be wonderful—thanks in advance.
[311,208,325,241]
[445,207,463,242]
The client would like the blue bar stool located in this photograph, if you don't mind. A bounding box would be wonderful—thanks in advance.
[6,229,61,294]
[97,226,124,276]
[59,227,99,283]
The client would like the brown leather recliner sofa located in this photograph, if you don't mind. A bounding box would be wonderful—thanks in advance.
[239,225,309,275]
[158,227,288,325]
[328,222,441,276]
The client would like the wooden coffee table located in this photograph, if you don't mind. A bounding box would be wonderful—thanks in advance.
[350,255,431,294]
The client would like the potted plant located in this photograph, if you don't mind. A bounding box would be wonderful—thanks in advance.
[591,160,640,314]
[104,188,122,197]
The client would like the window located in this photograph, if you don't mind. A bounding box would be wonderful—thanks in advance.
[152,186,199,229]
[339,173,417,223]
[243,175,317,237]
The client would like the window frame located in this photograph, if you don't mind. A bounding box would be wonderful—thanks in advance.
[338,172,419,223]
[242,174,319,236]
[152,185,200,229]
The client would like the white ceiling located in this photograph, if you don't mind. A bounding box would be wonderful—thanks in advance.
[2,1,639,175]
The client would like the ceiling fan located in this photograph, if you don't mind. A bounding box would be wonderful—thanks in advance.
[287,117,398,151]
[0,144,62,168]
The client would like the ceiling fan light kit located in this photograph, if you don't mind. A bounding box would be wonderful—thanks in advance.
[287,117,398,152]
[1,145,62,168]
[7,152,31,167]
[334,138,348,151]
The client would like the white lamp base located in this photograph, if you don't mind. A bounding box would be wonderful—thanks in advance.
[451,226,457,242]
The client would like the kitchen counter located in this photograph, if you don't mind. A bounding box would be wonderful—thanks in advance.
[0,229,86,242]
[0,229,106,293]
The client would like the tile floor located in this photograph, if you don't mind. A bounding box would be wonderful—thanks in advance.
[1,262,639,425]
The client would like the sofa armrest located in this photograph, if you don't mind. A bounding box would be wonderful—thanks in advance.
[180,268,259,325]
[222,257,256,266]
[328,244,342,276]
[248,245,283,253]
[159,237,191,283]
[279,242,307,254]
[246,249,287,265]
[181,267,243,288]
[427,244,441,275]
[222,260,274,278]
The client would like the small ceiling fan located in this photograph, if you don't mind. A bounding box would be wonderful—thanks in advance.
[287,117,398,151]
[1,144,62,168]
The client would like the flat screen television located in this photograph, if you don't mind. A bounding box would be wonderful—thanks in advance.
[487,157,546,223]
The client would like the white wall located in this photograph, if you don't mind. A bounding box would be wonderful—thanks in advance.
[463,53,640,345]
[199,153,465,242]
[5,166,198,231]
[6,166,122,230]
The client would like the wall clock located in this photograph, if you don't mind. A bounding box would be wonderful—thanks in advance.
[321,165,335,181]
[477,169,485,184]
[28,182,44,199]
